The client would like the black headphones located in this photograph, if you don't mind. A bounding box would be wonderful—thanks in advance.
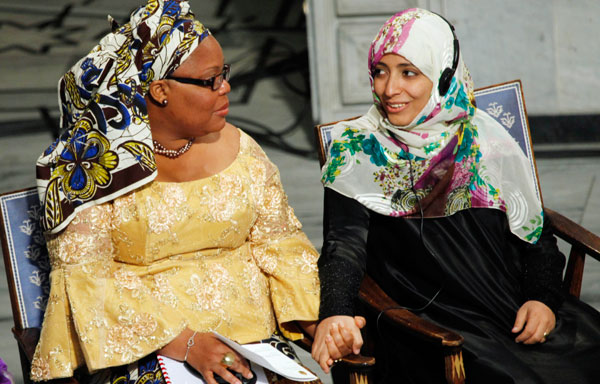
[434,13,460,97]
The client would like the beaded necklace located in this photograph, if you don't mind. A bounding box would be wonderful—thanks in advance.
[152,138,195,159]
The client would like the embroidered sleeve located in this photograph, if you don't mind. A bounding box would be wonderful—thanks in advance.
[31,203,113,381]
[31,202,187,381]
[248,147,320,340]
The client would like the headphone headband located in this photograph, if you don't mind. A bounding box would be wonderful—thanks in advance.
[433,12,460,96]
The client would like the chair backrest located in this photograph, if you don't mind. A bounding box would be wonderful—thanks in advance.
[0,187,49,331]
[473,80,541,202]
[314,79,542,202]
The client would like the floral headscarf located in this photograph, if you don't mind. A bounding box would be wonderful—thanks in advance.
[36,0,210,234]
[322,8,543,243]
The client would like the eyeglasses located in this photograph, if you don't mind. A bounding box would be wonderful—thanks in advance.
[167,64,231,91]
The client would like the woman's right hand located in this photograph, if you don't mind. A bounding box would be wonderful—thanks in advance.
[186,333,253,384]
[160,331,253,384]
[311,315,366,373]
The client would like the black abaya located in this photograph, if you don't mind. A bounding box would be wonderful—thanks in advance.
[319,188,600,384]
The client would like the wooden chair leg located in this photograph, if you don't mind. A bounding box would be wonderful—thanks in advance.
[18,345,32,384]
[563,246,586,298]
[332,354,375,384]
[348,371,372,384]
[443,347,465,384]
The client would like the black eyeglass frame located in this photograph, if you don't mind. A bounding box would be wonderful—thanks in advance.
[166,64,231,91]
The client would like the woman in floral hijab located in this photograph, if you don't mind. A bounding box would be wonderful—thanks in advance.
[312,8,600,383]
[32,1,320,383]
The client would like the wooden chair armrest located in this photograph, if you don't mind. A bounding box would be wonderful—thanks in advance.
[545,208,600,261]
[335,354,376,369]
[545,207,600,297]
[359,275,463,348]
[12,327,40,363]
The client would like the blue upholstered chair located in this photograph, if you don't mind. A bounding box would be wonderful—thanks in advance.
[0,187,49,384]
[315,80,600,384]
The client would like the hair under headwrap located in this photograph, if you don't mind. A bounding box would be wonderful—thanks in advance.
[36,0,210,234]
[321,9,544,243]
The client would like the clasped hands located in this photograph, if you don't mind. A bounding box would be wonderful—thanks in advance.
[310,300,555,374]
[311,315,366,374]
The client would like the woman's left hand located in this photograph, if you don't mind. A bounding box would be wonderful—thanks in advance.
[511,300,556,344]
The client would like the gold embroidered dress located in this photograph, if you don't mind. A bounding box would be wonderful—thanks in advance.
[31,131,320,380]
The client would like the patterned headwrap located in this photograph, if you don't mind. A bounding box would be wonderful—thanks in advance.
[36,0,210,234]
[322,8,544,243]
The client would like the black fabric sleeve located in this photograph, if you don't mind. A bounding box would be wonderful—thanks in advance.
[519,211,566,313]
[318,188,371,320]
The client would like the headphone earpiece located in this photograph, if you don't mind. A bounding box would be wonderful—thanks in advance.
[434,13,460,97]
[438,68,454,96]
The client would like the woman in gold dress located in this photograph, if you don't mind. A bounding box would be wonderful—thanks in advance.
[32,1,319,383]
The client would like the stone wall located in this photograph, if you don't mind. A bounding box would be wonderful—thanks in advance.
[307,0,600,124]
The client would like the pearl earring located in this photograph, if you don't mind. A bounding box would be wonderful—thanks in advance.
[162,99,168,106]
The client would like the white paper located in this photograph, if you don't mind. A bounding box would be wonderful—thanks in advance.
[214,332,318,382]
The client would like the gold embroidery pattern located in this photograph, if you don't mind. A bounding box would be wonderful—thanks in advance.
[297,249,319,275]
[145,183,188,233]
[114,269,145,298]
[186,264,235,314]
[30,356,51,381]
[207,174,247,222]
[152,273,179,308]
